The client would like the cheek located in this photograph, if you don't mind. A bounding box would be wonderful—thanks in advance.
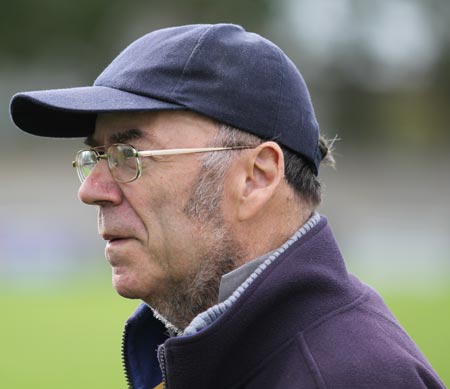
[132,166,198,216]
[122,163,204,251]
[121,178,192,251]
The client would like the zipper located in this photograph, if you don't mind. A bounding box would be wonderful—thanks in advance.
[157,344,168,389]
[121,322,134,389]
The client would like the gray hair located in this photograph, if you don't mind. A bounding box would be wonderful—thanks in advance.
[185,123,335,219]
[184,124,258,219]
[280,136,335,207]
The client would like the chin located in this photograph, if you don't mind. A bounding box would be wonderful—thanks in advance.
[112,273,143,299]
[114,287,141,300]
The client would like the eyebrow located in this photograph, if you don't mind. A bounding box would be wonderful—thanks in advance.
[84,128,146,147]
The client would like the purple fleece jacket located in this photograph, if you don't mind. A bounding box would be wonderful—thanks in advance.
[122,216,445,388]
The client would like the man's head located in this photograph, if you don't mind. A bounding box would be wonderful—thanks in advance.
[10,23,323,173]
[10,23,332,330]
[77,109,300,330]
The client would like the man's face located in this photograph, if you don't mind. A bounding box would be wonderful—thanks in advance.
[78,110,244,329]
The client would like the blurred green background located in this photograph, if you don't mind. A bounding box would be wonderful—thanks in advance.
[1,0,449,387]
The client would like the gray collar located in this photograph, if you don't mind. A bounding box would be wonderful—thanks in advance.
[218,251,273,303]
[183,212,321,336]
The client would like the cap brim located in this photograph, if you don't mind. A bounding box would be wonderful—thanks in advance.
[10,86,184,138]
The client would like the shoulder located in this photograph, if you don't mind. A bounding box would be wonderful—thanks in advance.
[296,290,444,388]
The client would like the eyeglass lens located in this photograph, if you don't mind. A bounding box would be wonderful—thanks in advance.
[75,144,140,183]
[76,150,97,182]
[107,144,140,183]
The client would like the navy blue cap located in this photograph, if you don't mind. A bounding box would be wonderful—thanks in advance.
[10,23,322,173]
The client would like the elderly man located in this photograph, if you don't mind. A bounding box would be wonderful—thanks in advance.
[10,24,443,389]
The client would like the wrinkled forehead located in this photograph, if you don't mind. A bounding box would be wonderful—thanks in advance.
[87,110,219,148]
[86,112,157,147]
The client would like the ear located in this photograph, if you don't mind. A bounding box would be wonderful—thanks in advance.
[237,142,285,221]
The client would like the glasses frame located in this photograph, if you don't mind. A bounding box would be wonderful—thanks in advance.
[72,143,256,183]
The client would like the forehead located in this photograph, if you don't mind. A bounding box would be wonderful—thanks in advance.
[87,110,218,147]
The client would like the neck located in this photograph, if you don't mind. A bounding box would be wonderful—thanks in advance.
[233,198,312,267]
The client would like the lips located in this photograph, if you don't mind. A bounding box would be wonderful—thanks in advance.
[108,237,133,244]
[102,233,127,242]
[103,235,135,265]
[106,237,125,243]
[101,233,134,250]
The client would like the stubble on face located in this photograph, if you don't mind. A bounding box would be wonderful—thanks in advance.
[148,220,241,333]
[147,150,245,333]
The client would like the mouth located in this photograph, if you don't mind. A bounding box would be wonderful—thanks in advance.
[102,231,124,239]
[102,234,133,245]
[108,237,126,243]
[103,236,135,266]
[108,238,128,248]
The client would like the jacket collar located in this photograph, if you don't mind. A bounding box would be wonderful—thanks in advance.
[124,216,357,389]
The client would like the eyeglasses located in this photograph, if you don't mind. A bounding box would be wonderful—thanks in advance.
[72,143,256,183]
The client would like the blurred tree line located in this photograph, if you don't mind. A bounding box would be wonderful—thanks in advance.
[2,0,449,150]
[0,0,272,64]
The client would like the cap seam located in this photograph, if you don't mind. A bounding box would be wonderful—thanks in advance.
[169,25,215,102]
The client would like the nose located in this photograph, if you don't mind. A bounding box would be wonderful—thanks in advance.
[78,160,122,206]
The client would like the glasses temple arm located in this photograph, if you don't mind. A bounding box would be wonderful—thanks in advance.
[138,146,254,157]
